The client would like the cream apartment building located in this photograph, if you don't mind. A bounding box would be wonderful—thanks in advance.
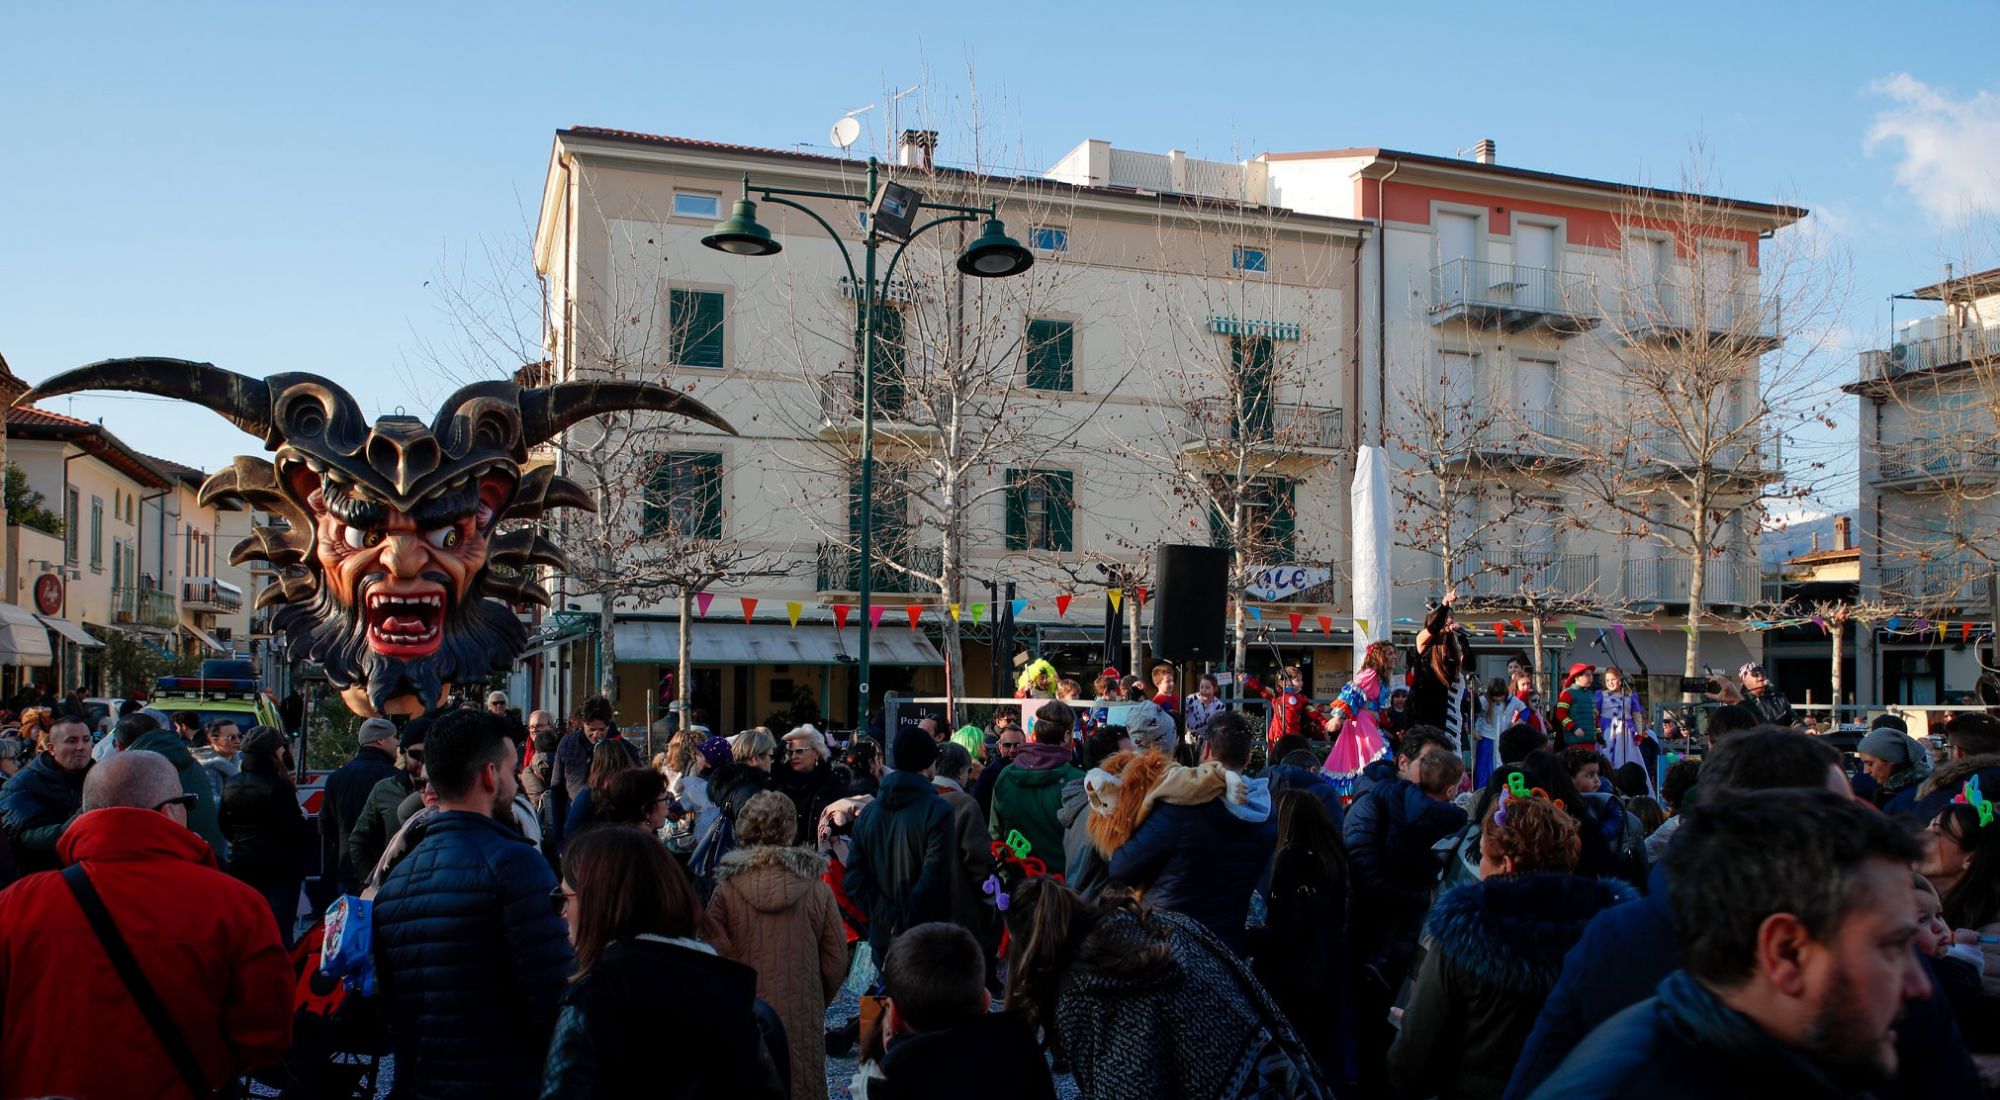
[533,127,1370,727]
[1848,266,2000,704]
[1052,139,1805,697]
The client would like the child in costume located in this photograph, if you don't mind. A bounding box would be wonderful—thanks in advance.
[1595,666,1648,790]
[1323,642,1396,796]
[1554,663,1598,750]
[1015,658,1059,700]
[1246,666,1324,751]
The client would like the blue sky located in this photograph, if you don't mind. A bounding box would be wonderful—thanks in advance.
[5,1,1999,517]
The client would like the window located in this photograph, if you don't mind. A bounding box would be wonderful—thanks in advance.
[1209,477,1295,562]
[672,192,720,220]
[1233,246,1268,273]
[668,289,726,368]
[111,538,122,589]
[89,496,103,570]
[1005,469,1075,552]
[1025,319,1075,392]
[1028,226,1068,253]
[642,452,724,539]
[64,488,78,562]
[854,304,906,413]
[1231,336,1275,436]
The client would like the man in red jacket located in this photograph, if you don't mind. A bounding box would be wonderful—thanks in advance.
[0,750,293,1097]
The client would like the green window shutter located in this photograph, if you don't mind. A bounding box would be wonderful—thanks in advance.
[855,305,906,413]
[1048,469,1075,552]
[641,453,670,536]
[1232,336,1274,435]
[1004,469,1027,550]
[643,452,724,538]
[670,290,726,368]
[1026,319,1074,391]
[1271,478,1297,561]
[689,452,723,538]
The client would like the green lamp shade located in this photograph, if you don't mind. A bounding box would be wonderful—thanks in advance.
[957,219,1034,278]
[702,199,781,256]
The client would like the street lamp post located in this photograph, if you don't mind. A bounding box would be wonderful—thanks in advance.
[704,157,1032,735]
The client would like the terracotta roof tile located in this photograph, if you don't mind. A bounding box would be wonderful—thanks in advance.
[6,405,92,429]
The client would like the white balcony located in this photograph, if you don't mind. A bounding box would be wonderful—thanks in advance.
[182,577,244,613]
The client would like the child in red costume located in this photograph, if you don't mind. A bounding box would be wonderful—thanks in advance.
[1245,665,1324,750]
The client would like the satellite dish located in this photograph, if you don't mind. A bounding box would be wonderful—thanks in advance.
[830,116,862,150]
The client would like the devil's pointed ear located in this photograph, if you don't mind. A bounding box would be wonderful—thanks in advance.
[283,462,324,516]
[475,470,517,531]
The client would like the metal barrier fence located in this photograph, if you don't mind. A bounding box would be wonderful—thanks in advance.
[882,692,1280,744]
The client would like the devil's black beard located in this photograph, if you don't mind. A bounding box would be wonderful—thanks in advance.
[272,581,527,714]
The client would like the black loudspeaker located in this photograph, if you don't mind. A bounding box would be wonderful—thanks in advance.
[1151,544,1230,662]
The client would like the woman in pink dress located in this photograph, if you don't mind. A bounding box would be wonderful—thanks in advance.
[1323,641,1396,797]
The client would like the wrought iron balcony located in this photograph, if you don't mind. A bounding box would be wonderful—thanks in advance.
[113,585,178,630]
[1457,552,1602,599]
[1628,428,1783,482]
[1872,438,2000,490]
[1622,282,1782,352]
[1180,396,1344,454]
[1860,320,2000,381]
[1878,558,1994,610]
[1446,406,1597,466]
[1430,259,1598,336]
[814,541,942,597]
[818,369,934,430]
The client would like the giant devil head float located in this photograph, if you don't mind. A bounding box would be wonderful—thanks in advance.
[21,359,733,718]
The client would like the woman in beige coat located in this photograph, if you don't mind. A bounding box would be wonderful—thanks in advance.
[709,790,848,1100]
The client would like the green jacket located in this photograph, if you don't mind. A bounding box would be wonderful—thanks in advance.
[128,730,229,864]
[348,770,416,884]
[988,762,1084,877]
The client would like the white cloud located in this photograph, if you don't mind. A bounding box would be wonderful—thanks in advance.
[1866,73,2000,224]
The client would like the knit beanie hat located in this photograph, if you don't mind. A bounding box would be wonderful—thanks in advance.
[1123,702,1177,754]
[357,717,398,745]
[1869,713,1909,735]
[891,726,940,772]
[697,736,734,771]
[1857,727,1913,766]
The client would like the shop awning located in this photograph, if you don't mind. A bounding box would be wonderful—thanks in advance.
[0,604,54,668]
[613,621,944,666]
[181,623,226,654]
[37,615,102,648]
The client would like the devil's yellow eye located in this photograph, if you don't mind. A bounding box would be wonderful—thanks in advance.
[423,527,461,550]
[342,526,383,550]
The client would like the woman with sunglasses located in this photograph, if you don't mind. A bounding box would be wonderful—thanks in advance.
[219,727,307,946]
[541,826,786,1099]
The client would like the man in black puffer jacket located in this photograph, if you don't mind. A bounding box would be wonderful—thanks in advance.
[845,729,955,959]
[373,710,572,1100]
[0,718,92,876]
[320,717,400,895]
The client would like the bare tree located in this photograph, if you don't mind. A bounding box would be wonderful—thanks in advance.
[1110,193,1357,674]
[1541,154,1847,677]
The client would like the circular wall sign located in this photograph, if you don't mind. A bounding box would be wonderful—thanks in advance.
[32,572,63,616]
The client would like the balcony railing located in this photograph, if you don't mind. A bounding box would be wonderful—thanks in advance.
[1861,320,2000,381]
[1622,556,1759,607]
[1879,558,1994,610]
[1624,282,1782,348]
[113,585,178,630]
[1181,396,1344,452]
[1451,406,1597,462]
[1430,259,1597,334]
[1874,437,2000,487]
[182,577,243,613]
[814,541,942,597]
[1457,552,1602,599]
[1629,428,1783,479]
[818,370,931,427]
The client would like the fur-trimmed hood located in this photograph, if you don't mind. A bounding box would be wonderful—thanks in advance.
[1919,752,2000,800]
[1083,753,1267,856]
[1424,872,1637,997]
[712,843,827,914]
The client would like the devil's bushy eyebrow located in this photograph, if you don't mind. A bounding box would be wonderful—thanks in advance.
[410,481,480,529]
[321,481,387,528]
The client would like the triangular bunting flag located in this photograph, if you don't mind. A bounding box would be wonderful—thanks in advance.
[1564,620,1578,641]
[695,592,714,618]
[1248,606,1263,622]
[869,605,886,628]
[1682,622,1696,637]
[1134,586,1149,606]
[970,603,986,624]
[1886,617,1902,631]
[1964,622,1974,641]
[1317,614,1333,634]
[1288,612,1303,634]
[740,597,758,623]
[1109,588,1124,612]
[949,604,961,622]
[1055,594,1073,617]
[1612,623,1627,642]
[1356,618,1370,636]
[1010,598,1029,618]
[1495,622,1506,639]
[786,601,803,628]
[906,605,924,629]
[833,604,851,630]
[1510,619,1526,634]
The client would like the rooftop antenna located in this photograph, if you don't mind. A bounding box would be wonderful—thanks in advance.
[887,83,922,145]
[829,103,874,156]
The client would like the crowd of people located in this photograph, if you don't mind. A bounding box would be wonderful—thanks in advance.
[1,619,1998,1099]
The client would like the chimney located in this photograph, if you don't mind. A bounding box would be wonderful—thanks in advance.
[1473,138,1497,165]
[1834,515,1852,551]
[1811,531,1821,552]
[898,129,937,171]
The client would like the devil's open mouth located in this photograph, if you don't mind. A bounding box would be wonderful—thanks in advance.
[364,589,446,655]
